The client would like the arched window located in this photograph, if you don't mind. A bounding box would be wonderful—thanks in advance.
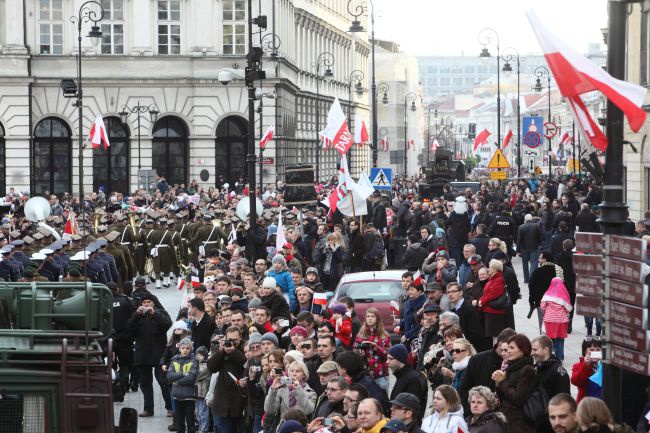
[215,116,247,184]
[0,123,5,194]
[152,116,188,187]
[93,116,129,194]
[33,117,72,195]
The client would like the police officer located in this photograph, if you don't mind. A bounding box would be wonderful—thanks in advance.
[110,281,136,396]
[487,203,518,256]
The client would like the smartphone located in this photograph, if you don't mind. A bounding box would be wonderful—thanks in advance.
[251,366,261,373]
[590,351,602,360]
[279,319,290,327]
[274,367,283,375]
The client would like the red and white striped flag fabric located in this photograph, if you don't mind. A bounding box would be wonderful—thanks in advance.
[431,139,440,152]
[259,125,275,149]
[88,115,110,150]
[177,278,186,291]
[390,300,400,316]
[63,211,78,236]
[381,136,389,152]
[322,98,354,155]
[319,131,331,149]
[502,127,513,149]
[473,129,490,152]
[408,139,415,150]
[313,292,328,305]
[354,115,369,145]
[413,270,423,287]
[559,132,570,145]
[527,10,647,151]
[191,275,200,288]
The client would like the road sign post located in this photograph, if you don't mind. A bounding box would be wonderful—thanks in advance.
[369,167,392,190]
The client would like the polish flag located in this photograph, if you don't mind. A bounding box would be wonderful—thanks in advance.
[63,211,78,236]
[177,278,186,291]
[313,292,328,305]
[527,10,647,151]
[431,139,440,152]
[473,129,491,152]
[319,131,332,149]
[322,98,354,155]
[408,139,415,150]
[502,127,513,149]
[381,136,389,151]
[88,115,110,150]
[413,270,423,287]
[390,300,400,316]
[259,125,275,150]
[354,115,369,145]
[191,275,200,288]
[559,132,570,145]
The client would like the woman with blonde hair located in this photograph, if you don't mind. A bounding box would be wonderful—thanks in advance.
[354,307,391,390]
[576,397,614,432]
[264,360,317,420]
[422,385,468,433]
[485,238,506,265]
[445,338,476,391]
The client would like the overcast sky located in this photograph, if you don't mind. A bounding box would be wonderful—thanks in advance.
[370,0,608,56]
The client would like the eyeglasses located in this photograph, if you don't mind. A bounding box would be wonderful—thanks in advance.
[450,348,467,354]
[584,336,601,342]
[249,345,261,350]
[300,344,313,349]
[326,387,342,392]
[344,415,357,420]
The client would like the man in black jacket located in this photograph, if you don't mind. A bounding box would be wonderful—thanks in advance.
[402,233,429,272]
[313,376,348,418]
[532,335,570,433]
[516,214,544,284]
[487,204,517,256]
[416,304,443,371]
[470,223,490,260]
[127,293,173,417]
[574,203,599,233]
[111,282,136,397]
[388,344,427,404]
[370,191,387,233]
[189,297,217,351]
[388,393,427,432]
[446,282,491,352]
[459,328,516,408]
[550,221,574,257]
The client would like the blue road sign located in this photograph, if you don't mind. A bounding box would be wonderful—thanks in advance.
[370,167,392,190]
[522,116,544,145]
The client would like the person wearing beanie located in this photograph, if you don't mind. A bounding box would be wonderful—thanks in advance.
[261,332,279,352]
[248,297,263,313]
[329,303,353,348]
[166,335,198,433]
[284,349,304,364]
[267,254,297,311]
[230,286,249,313]
[195,345,211,433]
[387,344,426,404]
[303,267,324,292]
[259,276,291,322]
[289,326,308,350]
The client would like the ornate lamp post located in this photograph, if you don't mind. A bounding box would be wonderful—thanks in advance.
[119,103,159,172]
[501,47,523,176]
[478,28,501,147]
[258,32,282,189]
[403,92,417,175]
[314,52,335,183]
[533,65,552,177]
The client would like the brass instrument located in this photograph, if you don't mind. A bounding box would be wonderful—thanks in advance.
[128,211,137,237]
[175,243,189,275]
[93,210,102,234]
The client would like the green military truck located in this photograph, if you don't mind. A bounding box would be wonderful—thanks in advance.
[0,283,136,433]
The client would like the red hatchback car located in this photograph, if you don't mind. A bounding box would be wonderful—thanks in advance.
[329,270,406,337]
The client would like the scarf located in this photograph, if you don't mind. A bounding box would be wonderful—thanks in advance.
[452,356,470,372]
[541,277,573,311]
[288,381,306,407]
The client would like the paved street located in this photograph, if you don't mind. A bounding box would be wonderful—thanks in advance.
[114,256,586,430]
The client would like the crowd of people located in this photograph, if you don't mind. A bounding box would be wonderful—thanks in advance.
[6,172,650,433]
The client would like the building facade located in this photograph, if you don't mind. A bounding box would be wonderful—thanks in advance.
[0,0,371,196]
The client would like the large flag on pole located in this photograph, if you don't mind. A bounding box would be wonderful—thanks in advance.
[473,129,490,152]
[63,211,78,237]
[322,98,354,155]
[527,10,647,151]
[259,125,275,149]
[88,115,110,150]
[354,115,369,145]
[502,127,513,149]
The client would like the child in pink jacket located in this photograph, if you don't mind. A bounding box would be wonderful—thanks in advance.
[541,277,573,360]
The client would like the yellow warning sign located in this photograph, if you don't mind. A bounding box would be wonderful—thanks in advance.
[490,170,507,180]
[487,148,510,169]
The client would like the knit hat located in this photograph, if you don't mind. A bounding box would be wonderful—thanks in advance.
[248,297,263,309]
[289,326,308,338]
[331,303,347,315]
[285,350,304,363]
[305,267,318,276]
[248,333,263,348]
[272,254,287,266]
[196,346,209,357]
[172,320,189,332]
[179,337,193,348]
[262,277,277,289]
[279,420,307,433]
[388,344,408,364]
[436,250,450,260]
[524,213,533,222]
[230,286,244,296]
[261,332,279,347]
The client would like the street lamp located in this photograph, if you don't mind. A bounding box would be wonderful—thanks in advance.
[426,101,440,161]
[533,65,552,177]
[403,92,417,176]
[502,47,523,177]
[119,103,159,172]
[478,28,501,147]
[347,0,379,168]
[64,1,104,274]
[258,32,282,189]
[314,51,335,183]
[347,69,365,130]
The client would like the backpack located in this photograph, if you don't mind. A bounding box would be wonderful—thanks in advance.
[367,234,385,260]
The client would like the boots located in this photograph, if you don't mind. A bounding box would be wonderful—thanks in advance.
[163,276,170,288]
[156,279,162,289]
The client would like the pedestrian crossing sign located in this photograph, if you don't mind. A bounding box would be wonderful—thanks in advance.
[487,148,510,169]
[369,167,392,190]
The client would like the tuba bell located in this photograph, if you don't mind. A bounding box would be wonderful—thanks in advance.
[93,209,102,234]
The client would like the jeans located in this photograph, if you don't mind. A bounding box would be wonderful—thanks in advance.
[175,399,196,433]
[449,246,463,269]
[552,338,565,361]
[520,249,539,283]
[251,413,262,433]
[214,415,244,433]
[195,398,210,433]
[585,316,602,336]
[137,365,172,413]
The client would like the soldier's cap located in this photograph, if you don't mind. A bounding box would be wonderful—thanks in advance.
[135,277,146,287]
[71,234,82,241]
[166,219,176,225]
[97,225,108,233]
[115,214,127,222]
[39,248,54,256]
[9,230,21,239]
[144,219,154,224]
[22,236,34,245]
[202,214,213,220]
[0,248,11,255]
[30,252,46,261]
[10,240,24,247]
[159,219,168,225]
[70,251,90,261]
[52,216,63,225]
[95,239,108,247]
[37,227,52,237]
[105,231,119,242]
[45,216,54,223]
[31,232,44,241]
[48,243,62,252]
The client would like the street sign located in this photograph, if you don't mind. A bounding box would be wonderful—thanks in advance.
[573,254,604,275]
[575,232,604,255]
[605,323,650,352]
[607,235,647,262]
[524,131,542,148]
[606,300,648,329]
[575,295,603,318]
[607,256,645,283]
[605,278,648,306]
[369,167,392,190]
[608,344,650,375]
[576,275,603,298]
[487,148,510,169]
[543,121,558,139]
[257,157,274,165]
[490,170,507,180]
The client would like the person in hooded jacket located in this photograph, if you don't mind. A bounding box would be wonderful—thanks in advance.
[403,233,429,272]
[348,219,367,272]
[267,254,297,310]
[259,276,291,321]
[421,385,468,433]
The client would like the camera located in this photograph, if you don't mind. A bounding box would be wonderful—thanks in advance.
[224,339,234,348]
[358,342,373,349]
[278,319,290,328]
[323,418,333,427]
[251,366,261,373]
[274,367,284,375]
[280,376,292,386]
[423,349,445,370]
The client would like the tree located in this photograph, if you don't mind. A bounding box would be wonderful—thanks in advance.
[464,154,479,171]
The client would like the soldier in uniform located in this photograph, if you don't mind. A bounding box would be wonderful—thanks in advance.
[39,248,62,282]
[85,247,109,284]
[148,219,175,288]
[0,247,20,281]
[177,212,190,267]
[4,246,24,277]
[10,239,31,268]
[188,214,228,259]
[105,231,129,287]
[120,215,148,279]
[166,218,181,279]
[97,239,119,284]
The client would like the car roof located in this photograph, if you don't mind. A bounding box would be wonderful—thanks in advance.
[338,270,406,284]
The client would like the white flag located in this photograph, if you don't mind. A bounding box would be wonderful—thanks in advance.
[275,213,286,251]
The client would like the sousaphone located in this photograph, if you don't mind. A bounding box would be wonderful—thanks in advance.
[236,196,264,221]
[24,196,61,240]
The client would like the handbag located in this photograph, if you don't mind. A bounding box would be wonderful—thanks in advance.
[488,285,510,310]
[523,384,550,424]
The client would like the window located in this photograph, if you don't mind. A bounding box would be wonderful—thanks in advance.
[93,117,129,193]
[100,0,124,54]
[33,118,72,195]
[223,0,245,55]
[152,116,187,186]
[157,0,181,54]
[39,0,63,55]
[215,116,248,184]
[0,123,5,194]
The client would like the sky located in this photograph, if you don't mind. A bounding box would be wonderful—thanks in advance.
[370,0,608,56]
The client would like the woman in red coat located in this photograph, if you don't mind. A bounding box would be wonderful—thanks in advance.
[472,259,506,338]
[571,337,603,402]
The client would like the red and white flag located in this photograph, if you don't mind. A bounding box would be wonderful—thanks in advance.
[413,270,423,287]
[381,136,389,152]
[473,129,491,152]
[354,115,369,145]
[313,292,328,305]
[559,131,573,145]
[88,115,110,150]
[527,10,647,151]
[319,131,332,149]
[408,139,415,150]
[177,278,186,291]
[322,98,354,155]
[191,275,200,288]
[502,127,513,149]
[431,139,440,152]
[390,300,400,316]
[63,211,78,236]
[259,125,275,150]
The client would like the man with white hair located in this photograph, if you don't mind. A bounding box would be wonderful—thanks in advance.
[516,213,544,284]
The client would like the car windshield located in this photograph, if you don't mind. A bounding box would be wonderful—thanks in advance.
[338,281,403,302]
